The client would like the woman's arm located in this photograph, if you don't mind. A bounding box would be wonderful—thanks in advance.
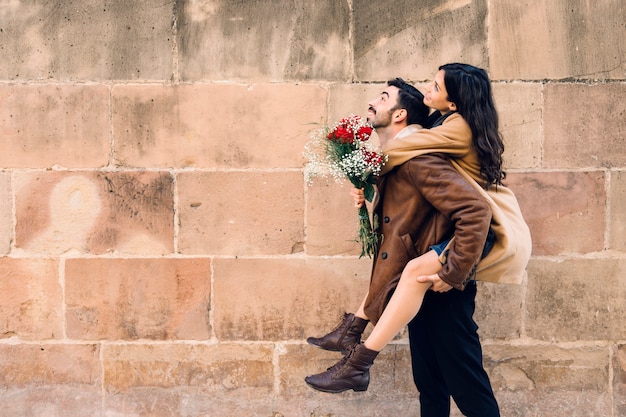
[381,113,472,175]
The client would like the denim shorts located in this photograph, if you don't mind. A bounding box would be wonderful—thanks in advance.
[430,228,496,260]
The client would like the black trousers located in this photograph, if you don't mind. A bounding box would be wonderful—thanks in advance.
[407,281,500,417]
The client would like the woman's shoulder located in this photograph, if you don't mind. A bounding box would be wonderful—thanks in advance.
[441,112,470,128]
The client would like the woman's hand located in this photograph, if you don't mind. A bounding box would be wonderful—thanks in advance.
[350,187,366,208]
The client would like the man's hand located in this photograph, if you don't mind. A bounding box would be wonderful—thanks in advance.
[417,273,453,292]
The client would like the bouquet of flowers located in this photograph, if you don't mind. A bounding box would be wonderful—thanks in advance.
[304,115,387,258]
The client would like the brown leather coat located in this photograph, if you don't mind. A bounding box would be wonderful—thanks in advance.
[363,153,492,324]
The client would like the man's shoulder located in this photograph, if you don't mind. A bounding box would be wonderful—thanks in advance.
[393,153,452,176]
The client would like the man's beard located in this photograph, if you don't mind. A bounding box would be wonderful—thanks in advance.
[368,108,394,129]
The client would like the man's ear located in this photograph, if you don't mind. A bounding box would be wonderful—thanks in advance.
[448,102,457,111]
[394,108,408,123]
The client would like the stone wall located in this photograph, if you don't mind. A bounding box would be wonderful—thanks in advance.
[0,0,624,416]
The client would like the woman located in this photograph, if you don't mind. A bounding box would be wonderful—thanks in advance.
[305,64,530,413]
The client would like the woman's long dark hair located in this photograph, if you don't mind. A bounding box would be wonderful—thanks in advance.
[440,63,506,188]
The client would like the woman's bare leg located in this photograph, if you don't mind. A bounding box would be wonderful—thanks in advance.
[355,292,369,320]
[363,250,442,352]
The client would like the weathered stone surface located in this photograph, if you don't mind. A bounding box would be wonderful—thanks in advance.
[103,343,274,416]
[177,0,351,81]
[505,171,606,255]
[525,258,626,342]
[329,83,382,124]
[0,173,11,254]
[485,344,612,417]
[15,171,174,255]
[493,82,543,170]
[178,171,304,256]
[490,0,625,80]
[0,258,62,340]
[543,83,626,168]
[0,84,110,168]
[609,170,626,251]
[65,258,211,340]
[475,281,524,340]
[213,258,371,341]
[112,83,326,168]
[354,0,488,81]
[0,0,173,80]
[486,344,609,391]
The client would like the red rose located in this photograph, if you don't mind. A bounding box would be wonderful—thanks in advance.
[329,125,354,144]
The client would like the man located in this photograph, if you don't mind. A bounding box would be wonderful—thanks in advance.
[305,78,500,416]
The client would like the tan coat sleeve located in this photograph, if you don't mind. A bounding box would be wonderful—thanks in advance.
[381,113,473,175]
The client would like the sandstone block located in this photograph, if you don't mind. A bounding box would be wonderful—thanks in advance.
[0,1,172,80]
[65,258,211,341]
[0,84,109,168]
[544,83,626,168]
[15,171,174,255]
[178,171,304,255]
[525,258,626,341]
[354,1,488,81]
[0,173,11,254]
[609,170,626,251]
[493,83,543,169]
[113,83,326,168]
[505,171,606,255]
[178,1,351,81]
[0,258,62,340]
[490,0,625,80]
[0,344,100,386]
[0,344,101,417]
[213,258,371,341]
[0,386,102,417]
[103,343,274,416]
[305,180,364,256]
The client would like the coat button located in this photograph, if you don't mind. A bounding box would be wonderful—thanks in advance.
[384,216,390,223]
[381,252,388,259]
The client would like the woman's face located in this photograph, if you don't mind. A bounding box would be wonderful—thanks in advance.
[424,70,456,114]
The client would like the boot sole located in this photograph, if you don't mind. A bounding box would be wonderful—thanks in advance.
[304,380,368,393]
[305,339,342,352]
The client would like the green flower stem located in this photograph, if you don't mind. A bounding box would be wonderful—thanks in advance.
[358,205,380,258]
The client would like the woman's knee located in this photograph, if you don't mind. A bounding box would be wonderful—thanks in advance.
[404,251,441,276]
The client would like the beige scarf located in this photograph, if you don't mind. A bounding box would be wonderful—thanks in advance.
[381,114,532,284]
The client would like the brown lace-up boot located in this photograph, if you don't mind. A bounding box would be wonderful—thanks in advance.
[304,343,379,393]
[306,312,369,354]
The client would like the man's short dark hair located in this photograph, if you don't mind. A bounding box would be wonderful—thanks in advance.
[387,78,429,127]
